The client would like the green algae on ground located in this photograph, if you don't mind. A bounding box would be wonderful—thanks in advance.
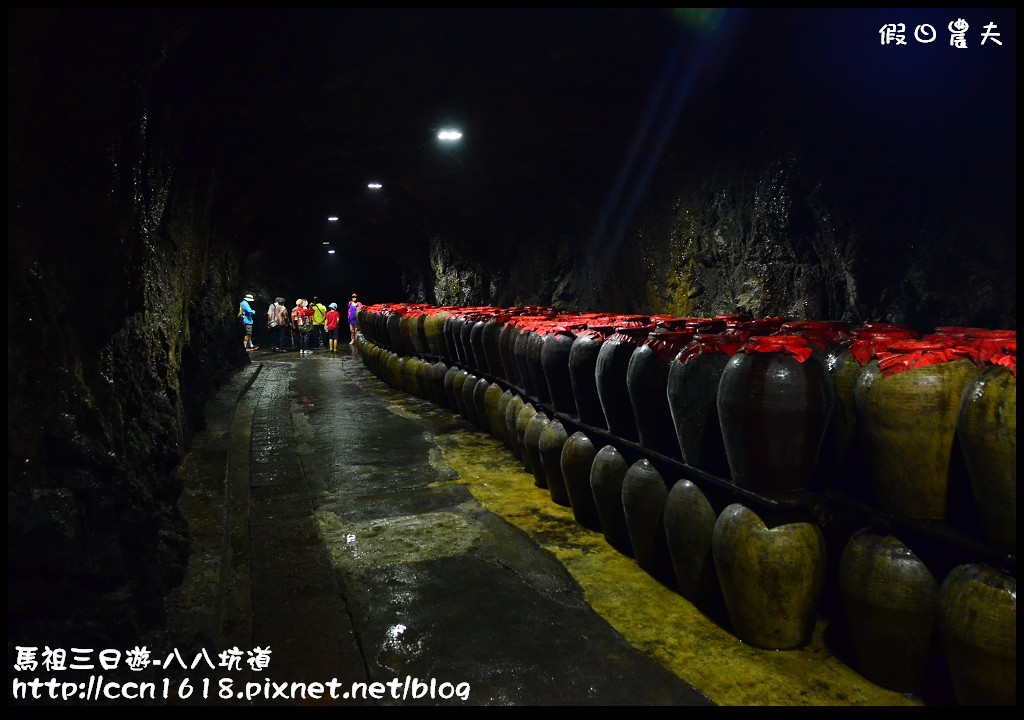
[428,423,922,707]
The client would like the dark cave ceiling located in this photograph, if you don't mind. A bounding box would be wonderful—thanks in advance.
[163,7,690,259]
[9,8,1017,294]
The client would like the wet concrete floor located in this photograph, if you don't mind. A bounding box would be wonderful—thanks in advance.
[161,345,923,706]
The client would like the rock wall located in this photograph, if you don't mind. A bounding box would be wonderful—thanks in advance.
[8,10,248,652]
[422,145,1014,331]
[418,9,1015,332]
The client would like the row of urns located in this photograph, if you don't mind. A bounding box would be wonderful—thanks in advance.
[357,305,1016,556]
[353,331,1016,706]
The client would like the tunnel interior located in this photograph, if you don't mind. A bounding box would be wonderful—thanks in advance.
[7,7,1016,705]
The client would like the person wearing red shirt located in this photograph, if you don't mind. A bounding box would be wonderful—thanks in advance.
[291,298,315,355]
[325,302,341,352]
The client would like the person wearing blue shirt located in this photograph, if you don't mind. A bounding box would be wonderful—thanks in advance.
[240,293,257,350]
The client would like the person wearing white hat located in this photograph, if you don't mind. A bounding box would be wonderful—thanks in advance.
[240,293,257,351]
[291,298,314,354]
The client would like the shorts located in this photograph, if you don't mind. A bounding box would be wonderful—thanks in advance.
[328,328,339,340]
[243,323,253,334]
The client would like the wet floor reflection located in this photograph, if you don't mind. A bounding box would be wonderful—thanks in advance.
[285,350,924,705]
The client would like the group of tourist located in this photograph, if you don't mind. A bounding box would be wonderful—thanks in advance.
[238,292,362,353]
